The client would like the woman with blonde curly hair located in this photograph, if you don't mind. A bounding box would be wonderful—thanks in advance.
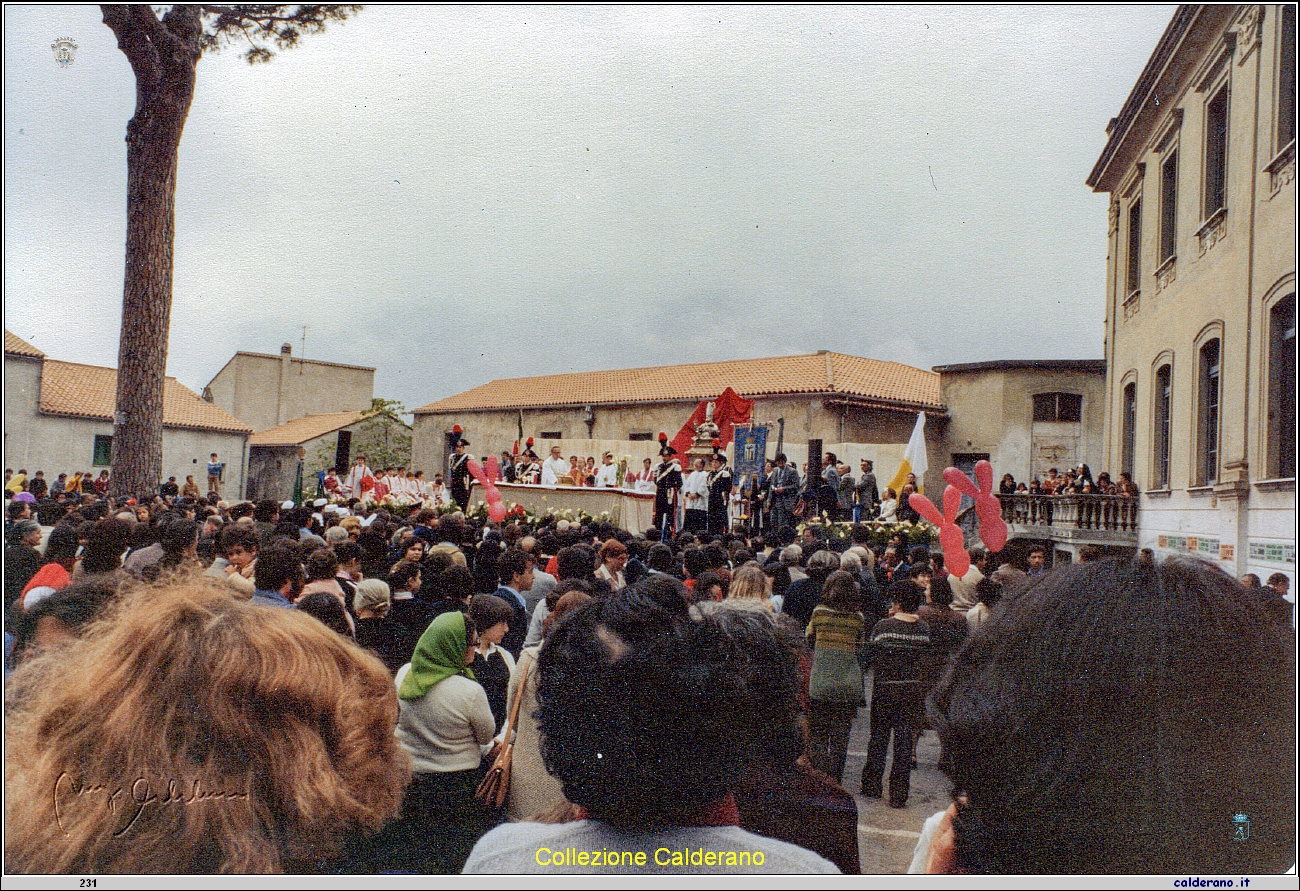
[4,577,410,874]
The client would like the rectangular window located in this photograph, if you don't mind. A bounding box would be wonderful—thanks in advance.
[1155,365,1172,489]
[627,431,653,442]
[1198,339,1221,484]
[92,435,113,467]
[1268,294,1296,478]
[1126,200,1142,295]
[1160,151,1178,262]
[1122,382,1137,478]
[1281,5,1296,150]
[538,431,562,440]
[1204,86,1229,218]
[1033,393,1084,423]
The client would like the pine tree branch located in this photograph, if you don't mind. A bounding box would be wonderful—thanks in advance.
[100,5,163,89]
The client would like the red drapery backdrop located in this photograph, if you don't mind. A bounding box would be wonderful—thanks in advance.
[668,387,754,457]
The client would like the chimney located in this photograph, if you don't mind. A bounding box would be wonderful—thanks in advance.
[277,342,292,426]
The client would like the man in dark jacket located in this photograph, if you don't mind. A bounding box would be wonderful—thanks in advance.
[1259,573,1294,630]
[491,548,534,658]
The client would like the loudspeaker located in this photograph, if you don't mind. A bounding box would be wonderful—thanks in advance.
[807,439,822,482]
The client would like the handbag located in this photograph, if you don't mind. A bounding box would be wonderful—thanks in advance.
[793,498,808,518]
[475,661,530,809]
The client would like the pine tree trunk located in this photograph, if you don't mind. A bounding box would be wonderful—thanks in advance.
[102,6,200,498]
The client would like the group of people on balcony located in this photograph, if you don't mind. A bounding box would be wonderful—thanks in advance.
[997,463,1139,498]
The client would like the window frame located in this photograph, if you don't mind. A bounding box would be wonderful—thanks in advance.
[1203,81,1230,221]
[1120,375,1138,480]
[1266,291,1296,479]
[92,434,113,467]
[1126,198,1143,298]
[1152,360,1174,491]
[1194,329,1223,486]
[1032,392,1084,424]
[1278,4,1296,155]
[1159,148,1179,265]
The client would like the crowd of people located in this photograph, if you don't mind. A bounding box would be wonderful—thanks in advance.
[3,456,1294,876]
[995,463,1141,497]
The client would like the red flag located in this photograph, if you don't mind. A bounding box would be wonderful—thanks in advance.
[669,387,754,458]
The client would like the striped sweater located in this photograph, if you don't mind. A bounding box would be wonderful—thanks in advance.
[806,605,866,703]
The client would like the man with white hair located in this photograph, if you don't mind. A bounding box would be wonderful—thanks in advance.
[780,544,806,581]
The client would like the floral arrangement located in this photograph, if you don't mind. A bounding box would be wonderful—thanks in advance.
[796,516,935,548]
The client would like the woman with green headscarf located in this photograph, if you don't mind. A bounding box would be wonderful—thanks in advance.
[390,610,499,873]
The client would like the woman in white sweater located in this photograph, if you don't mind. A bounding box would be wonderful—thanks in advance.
[392,611,499,873]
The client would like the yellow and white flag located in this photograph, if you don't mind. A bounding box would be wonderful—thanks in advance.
[887,411,927,495]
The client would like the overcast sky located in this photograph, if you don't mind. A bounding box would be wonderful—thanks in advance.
[4,5,1177,414]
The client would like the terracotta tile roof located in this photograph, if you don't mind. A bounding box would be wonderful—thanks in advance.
[38,360,253,434]
[415,352,943,414]
[4,330,45,359]
[249,410,372,447]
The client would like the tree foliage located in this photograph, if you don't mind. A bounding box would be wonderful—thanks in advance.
[310,398,411,474]
[199,5,363,64]
[100,4,360,497]
[351,398,413,471]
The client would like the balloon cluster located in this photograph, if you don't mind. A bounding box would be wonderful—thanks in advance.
[467,456,506,523]
[906,459,1009,578]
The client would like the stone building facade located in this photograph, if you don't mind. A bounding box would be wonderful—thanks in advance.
[4,330,252,495]
[1087,5,1295,583]
[933,360,1108,487]
[203,343,375,434]
[412,351,948,491]
[246,410,371,503]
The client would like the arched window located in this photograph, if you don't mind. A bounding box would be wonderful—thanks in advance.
[1197,338,1221,485]
[1154,364,1173,490]
[1122,381,1137,479]
[1268,294,1296,478]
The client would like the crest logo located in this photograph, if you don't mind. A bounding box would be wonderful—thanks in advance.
[51,37,77,68]
[1231,812,1250,842]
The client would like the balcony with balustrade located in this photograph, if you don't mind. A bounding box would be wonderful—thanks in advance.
[994,493,1140,547]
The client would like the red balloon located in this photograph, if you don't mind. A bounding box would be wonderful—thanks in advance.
[908,487,971,578]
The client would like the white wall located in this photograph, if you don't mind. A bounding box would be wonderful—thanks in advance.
[3,355,247,496]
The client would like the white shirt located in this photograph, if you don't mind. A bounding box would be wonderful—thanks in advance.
[344,463,374,496]
[634,470,656,493]
[594,462,619,488]
[683,469,709,509]
[541,456,568,486]
[595,562,626,591]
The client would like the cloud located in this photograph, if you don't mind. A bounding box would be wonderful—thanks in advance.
[5,5,1175,409]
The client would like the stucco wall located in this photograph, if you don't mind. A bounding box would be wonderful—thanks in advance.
[208,350,374,433]
[3,356,247,495]
[246,420,381,502]
[412,396,941,491]
[1097,6,1294,583]
[938,367,1105,486]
